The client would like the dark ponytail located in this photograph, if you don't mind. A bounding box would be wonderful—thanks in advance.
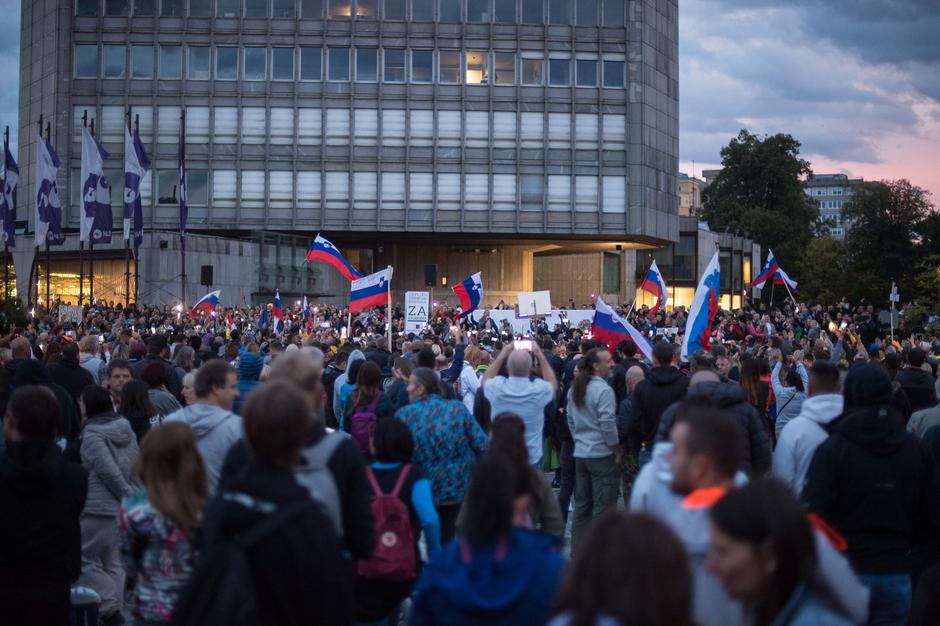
[462,454,516,549]
[572,348,604,409]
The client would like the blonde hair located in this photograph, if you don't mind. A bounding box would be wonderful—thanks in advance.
[134,422,208,532]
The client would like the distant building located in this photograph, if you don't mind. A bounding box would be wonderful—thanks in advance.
[804,174,864,239]
[678,172,705,216]
[702,168,722,187]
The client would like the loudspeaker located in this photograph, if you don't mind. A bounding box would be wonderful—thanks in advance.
[424,264,437,287]
[200,265,213,287]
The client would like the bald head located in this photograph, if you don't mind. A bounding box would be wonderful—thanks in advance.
[626,365,645,392]
[689,370,721,387]
[507,350,533,377]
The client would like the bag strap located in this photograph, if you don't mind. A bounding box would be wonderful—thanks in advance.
[777,393,797,416]
[235,499,312,549]
[304,432,345,467]
[364,466,383,496]
[390,463,411,499]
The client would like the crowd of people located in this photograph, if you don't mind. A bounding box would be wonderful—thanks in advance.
[0,294,939,626]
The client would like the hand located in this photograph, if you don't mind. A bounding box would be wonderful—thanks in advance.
[612,444,623,466]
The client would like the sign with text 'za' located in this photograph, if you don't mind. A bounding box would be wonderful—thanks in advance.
[405,291,430,334]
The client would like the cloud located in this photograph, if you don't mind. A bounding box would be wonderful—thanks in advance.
[0,0,18,153]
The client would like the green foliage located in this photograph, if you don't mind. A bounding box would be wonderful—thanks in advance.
[699,129,819,266]
[0,297,27,334]
[796,237,850,303]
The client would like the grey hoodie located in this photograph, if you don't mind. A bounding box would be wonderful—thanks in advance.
[81,413,138,516]
[332,349,365,422]
[79,352,104,384]
[164,403,242,494]
[773,394,844,495]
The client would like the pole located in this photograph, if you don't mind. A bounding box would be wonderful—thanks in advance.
[31,113,42,311]
[124,108,132,308]
[79,110,87,306]
[89,118,96,305]
[890,282,896,345]
[44,121,51,309]
[386,266,392,348]
[2,125,8,303]
[180,109,186,308]
[782,279,797,307]
[134,110,141,307]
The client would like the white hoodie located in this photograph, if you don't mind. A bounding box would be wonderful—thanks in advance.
[773,393,844,496]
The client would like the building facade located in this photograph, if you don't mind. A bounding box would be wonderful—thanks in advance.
[678,171,703,216]
[803,173,863,240]
[16,0,679,306]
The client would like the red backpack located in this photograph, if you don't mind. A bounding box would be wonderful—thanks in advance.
[357,465,417,582]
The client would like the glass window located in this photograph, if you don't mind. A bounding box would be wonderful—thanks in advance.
[356,0,377,17]
[384,0,404,18]
[548,58,569,85]
[75,45,98,78]
[157,171,179,204]
[272,47,294,79]
[383,48,405,82]
[494,0,514,21]
[521,57,543,85]
[521,175,543,209]
[521,0,541,22]
[576,0,596,25]
[411,50,433,82]
[302,0,323,16]
[216,46,238,79]
[467,0,487,21]
[356,47,377,81]
[243,48,266,80]
[602,176,625,213]
[132,45,154,78]
[438,50,459,83]
[245,0,266,15]
[548,0,568,24]
[603,60,624,87]
[160,0,183,15]
[328,47,349,80]
[187,171,209,206]
[77,0,98,16]
[465,50,488,84]
[188,46,210,79]
[189,0,211,15]
[603,252,620,293]
[103,45,125,78]
[439,0,459,21]
[217,0,240,16]
[602,0,622,26]
[134,0,154,15]
[576,59,597,86]
[494,52,514,84]
[159,45,181,78]
[105,0,128,15]
[329,0,351,16]
[273,0,295,16]
[412,0,432,19]
[300,47,322,79]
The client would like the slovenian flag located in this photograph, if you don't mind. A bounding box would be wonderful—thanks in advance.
[681,252,721,360]
[453,272,483,318]
[592,297,654,362]
[350,267,393,313]
[272,291,284,334]
[190,290,221,316]
[750,249,798,294]
[306,234,364,281]
[639,260,668,315]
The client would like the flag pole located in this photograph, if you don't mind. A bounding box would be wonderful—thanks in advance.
[30,114,42,311]
[782,279,797,307]
[88,117,96,306]
[386,266,392,349]
[2,125,8,303]
[44,121,51,309]
[132,113,140,308]
[124,107,131,308]
[179,108,187,309]
[79,111,87,307]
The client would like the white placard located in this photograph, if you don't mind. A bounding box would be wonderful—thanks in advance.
[404,291,430,333]
[58,305,83,325]
[516,290,553,316]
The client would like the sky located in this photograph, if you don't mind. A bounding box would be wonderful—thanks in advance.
[1,0,938,200]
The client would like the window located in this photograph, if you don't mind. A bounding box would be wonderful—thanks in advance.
[466,50,488,84]
[245,0,265,16]
[548,0,568,24]
[409,173,432,209]
[548,58,569,85]
[157,105,181,143]
[576,0,596,25]
[103,45,125,78]
[240,108,265,144]
[353,109,377,145]
[575,113,598,148]
[603,60,624,87]
[75,45,97,78]
[241,171,265,207]
[602,114,625,150]
[213,107,237,143]
[439,0,459,21]
[302,0,323,17]
[190,0,211,14]
[465,174,488,210]
[382,110,405,146]
[603,252,620,293]
[437,173,460,210]
[188,47,210,79]
[384,0,404,18]
[521,0,542,22]
[493,52,514,85]
[547,113,570,147]
[160,46,181,79]
[272,48,294,80]
[437,50,460,83]
[384,49,405,82]
[244,48,267,80]
[547,175,570,211]
[300,47,322,80]
[520,112,543,146]
[273,0,295,16]
[411,50,433,82]
[297,171,321,207]
[270,108,294,144]
[602,176,625,213]
[186,106,210,143]
[381,172,404,208]
[161,0,183,16]
[356,0,378,17]
[328,47,349,80]
[329,0,351,16]
[356,48,377,81]
[134,0,154,15]
[213,170,236,207]
[217,0,240,16]
[270,171,294,208]
[493,174,515,210]
[412,0,432,19]
[132,45,154,78]
[77,0,98,16]
[410,110,433,145]
[216,47,238,79]
[298,109,322,144]
[187,171,209,206]
[521,175,543,209]
[325,172,349,207]
[602,0,622,26]
[465,111,488,147]
[106,0,128,15]
[467,0,487,21]
[521,57,543,85]
[437,110,460,145]
[576,59,597,86]
[494,0,514,22]
[326,109,350,145]
[575,175,598,211]
[353,172,377,207]
[157,171,179,204]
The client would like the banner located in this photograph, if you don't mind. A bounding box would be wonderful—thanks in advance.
[404,291,430,333]
[516,290,553,316]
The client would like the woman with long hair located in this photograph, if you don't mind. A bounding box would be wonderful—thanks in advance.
[551,511,693,626]
[740,357,771,430]
[120,380,161,444]
[344,360,392,455]
[118,422,208,625]
[410,454,565,626]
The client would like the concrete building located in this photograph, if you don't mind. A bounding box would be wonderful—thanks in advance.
[15,0,680,307]
[678,171,703,216]
[803,173,863,240]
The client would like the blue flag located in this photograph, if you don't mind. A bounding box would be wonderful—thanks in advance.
[178,116,187,244]
[0,143,17,247]
[124,125,150,247]
[34,135,65,247]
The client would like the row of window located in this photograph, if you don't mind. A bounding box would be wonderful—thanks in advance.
[71,170,628,212]
[818,200,844,210]
[76,0,627,26]
[73,106,629,149]
[806,187,849,197]
[74,44,627,87]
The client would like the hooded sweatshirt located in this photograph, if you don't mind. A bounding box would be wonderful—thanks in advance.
[164,403,242,494]
[629,366,689,450]
[896,366,937,413]
[409,528,565,626]
[79,352,104,384]
[333,350,365,422]
[12,360,81,443]
[81,413,139,516]
[234,352,264,415]
[773,394,843,495]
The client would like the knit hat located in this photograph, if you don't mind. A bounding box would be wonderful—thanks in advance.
[842,363,892,413]
[238,352,264,381]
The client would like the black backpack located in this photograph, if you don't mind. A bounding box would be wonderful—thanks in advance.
[172,498,312,626]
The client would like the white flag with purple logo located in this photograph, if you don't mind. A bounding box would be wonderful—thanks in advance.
[80,127,112,244]
[123,126,150,246]
[34,135,65,247]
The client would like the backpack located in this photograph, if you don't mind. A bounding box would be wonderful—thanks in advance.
[357,465,417,582]
[349,393,382,454]
[172,497,313,626]
[295,433,345,536]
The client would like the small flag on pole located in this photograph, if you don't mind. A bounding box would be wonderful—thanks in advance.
[350,268,393,313]
[306,234,363,281]
[453,272,483,318]
[190,290,221,316]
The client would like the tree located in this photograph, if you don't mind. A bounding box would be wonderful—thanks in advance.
[796,237,850,303]
[699,129,819,267]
